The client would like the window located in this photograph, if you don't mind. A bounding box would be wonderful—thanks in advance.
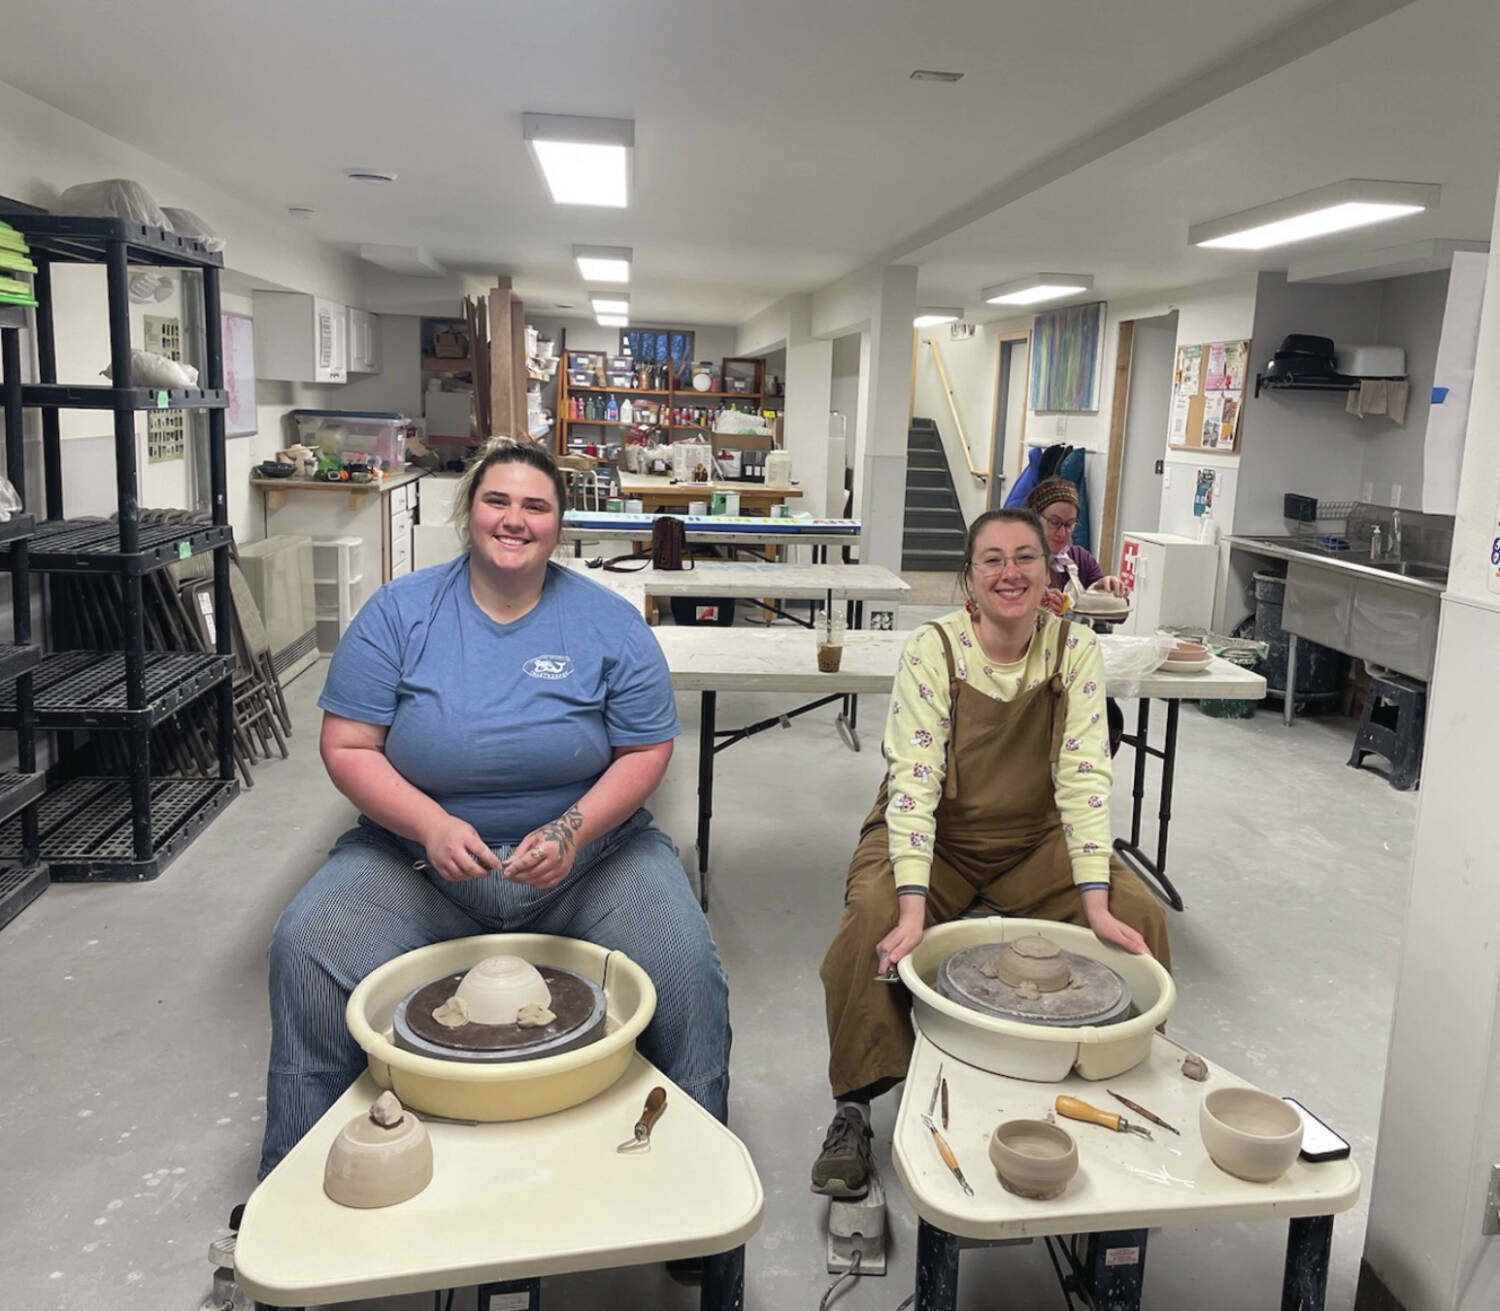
[621,329,695,386]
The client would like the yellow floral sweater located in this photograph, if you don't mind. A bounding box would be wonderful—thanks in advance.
[883,609,1112,895]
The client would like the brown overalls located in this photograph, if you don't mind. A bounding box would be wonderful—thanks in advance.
[820,621,1171,1097]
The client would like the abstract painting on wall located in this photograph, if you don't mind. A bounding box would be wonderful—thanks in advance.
[1029,301,1106,412]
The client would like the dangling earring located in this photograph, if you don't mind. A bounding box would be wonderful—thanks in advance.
[965,595,979,617]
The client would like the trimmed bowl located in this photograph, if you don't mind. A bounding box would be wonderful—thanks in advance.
[323,1098,432,1208]
[453,954,552,1026]
[1200,1087,1302,1182]
[988,1119,1078,1199]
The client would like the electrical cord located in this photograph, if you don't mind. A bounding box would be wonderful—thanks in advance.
[818,1249,862,1311]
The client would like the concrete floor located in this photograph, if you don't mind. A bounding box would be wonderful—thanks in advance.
[1,605,1418,1311]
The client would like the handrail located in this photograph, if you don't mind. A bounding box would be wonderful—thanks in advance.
[920,337,989,482]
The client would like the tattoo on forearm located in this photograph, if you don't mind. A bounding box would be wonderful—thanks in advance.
[539,806,585,855]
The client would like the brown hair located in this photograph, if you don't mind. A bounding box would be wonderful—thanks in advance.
[956,508,1048,594]
[453,438,569,546]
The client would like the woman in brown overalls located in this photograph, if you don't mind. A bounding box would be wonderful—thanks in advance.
[811,508,1170,1198]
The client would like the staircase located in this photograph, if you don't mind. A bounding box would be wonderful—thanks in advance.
[902,418,968,572]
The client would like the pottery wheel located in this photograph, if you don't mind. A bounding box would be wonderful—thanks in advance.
[392,966,607,1063]
[937,943,1132,1028]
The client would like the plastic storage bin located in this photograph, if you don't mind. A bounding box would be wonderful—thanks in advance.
[291,410,409,471]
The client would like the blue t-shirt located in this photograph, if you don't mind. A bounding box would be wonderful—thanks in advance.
[318,557,679,847]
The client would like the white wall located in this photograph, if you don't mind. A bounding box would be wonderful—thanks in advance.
[337,315,423,417]
[911,325,1000,523]
[830,333,861,508]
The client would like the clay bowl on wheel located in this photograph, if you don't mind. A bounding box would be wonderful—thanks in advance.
[1166,641,1209,662]
[1200,1087,1302,1182]
[453,954,552,1026]
[988,1119,1079,1199]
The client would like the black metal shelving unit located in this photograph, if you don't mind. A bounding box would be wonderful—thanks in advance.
[0,301,47,924]
[0,215,238,882]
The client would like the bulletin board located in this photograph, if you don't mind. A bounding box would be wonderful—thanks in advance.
[221,311,258,437]
[1167,339,1249,452]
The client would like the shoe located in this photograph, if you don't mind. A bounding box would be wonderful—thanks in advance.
[810,1106,874,1199]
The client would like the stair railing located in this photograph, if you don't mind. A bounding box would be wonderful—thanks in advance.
[920,337,989,484]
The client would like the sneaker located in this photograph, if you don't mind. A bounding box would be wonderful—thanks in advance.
[810,1106,874,1198]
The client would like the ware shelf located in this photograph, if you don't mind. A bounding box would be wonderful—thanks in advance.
[21,384,227,411]
[0,861,48,930]
[0,776,239,882]
[0,305,30,331]
[0,213,224,269]
[0,514,35,547]
[0,517,233,576]
[0,650,234,729]
[0,772,46,829]
[0,643,41,682]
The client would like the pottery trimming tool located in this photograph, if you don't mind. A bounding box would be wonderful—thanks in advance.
[1106,1089,1179,1136]
[927,1063,945,1117]
[616,1086,667,1153]
[1055,1095,1153,1140]
[920,1115,974,1196]
[940,1077,949,1130]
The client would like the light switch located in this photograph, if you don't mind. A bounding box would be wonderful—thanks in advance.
[1163,466,1173,489]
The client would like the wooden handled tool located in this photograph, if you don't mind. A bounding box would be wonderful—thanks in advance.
[617,1086,667,1152]
[920,1114,974,1196]
[1106,1089,1179,1136]
[1055,1095,1153,1140]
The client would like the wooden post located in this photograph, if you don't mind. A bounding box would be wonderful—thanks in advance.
[510,294,527,439]
[1099,320,1135,572]
[488,287,515,439]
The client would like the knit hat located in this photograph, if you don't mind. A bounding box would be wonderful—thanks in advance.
[1028,478,1079,515]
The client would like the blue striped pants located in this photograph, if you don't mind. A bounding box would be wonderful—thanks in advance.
[259,809,730,1177]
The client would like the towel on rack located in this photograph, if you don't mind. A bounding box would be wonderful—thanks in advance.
[1346,380,1408,423]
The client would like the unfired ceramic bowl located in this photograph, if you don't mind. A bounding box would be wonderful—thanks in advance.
[453,954,552,1026]
[987,934,1072,992]
[1167,641,1209,661]
[324,1094,433,1208]
[988,1119,1079,1199]
[1200,1087,1302,1182]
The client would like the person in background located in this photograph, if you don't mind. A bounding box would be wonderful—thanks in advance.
[257,438,730,1180]
[810,508,1169,1200]
[1027,478,1126,616]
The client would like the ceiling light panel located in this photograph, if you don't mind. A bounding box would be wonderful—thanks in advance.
[524,113,634,208]
[573,245,632,283]
[910,69,963,82]
[596,314,629,327]
[913,308,962,327]
[1190,180,1439,251]
[982,274,1093,306]
[590,294,630,314]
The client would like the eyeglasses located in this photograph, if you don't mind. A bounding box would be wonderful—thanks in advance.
[972,551,1046,575]
[1039,513,1078,532]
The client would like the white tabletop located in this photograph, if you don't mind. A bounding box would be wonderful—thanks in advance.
[893,1032,1360,1240]
[653,629,1267,700]
[567,559,909,602]
[234,1060,763,1306]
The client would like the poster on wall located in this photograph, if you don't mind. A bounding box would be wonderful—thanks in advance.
[1029,301,1106,412]
[221,311,258,437]
[1200,393,1224,449]
[1174,344,1202,395]
[1194,468,1217,517]
[1205,342,1227,391]
[1224,341,1248,391]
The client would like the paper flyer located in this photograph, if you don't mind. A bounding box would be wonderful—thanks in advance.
[1206,343,1227,391]
[1218,392,1241,448]
[1200,393,1224,448]
[1224,341,1248,392]
[1169,394,1191,446]
[1175,344,1202,396]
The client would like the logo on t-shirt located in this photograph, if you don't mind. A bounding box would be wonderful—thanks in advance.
[523,654,574,680]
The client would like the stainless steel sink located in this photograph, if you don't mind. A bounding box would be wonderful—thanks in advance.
[1370,559,1447,581]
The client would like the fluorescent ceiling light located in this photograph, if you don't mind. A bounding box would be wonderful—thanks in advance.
[596,314,629,327]
[573,244,632,283]
[1287,237,1488,284]
[1190,179,1439,251]
[983,274,1092,306]
[524,112,633,207]
[914,307,962,327]
[590,294,630,314]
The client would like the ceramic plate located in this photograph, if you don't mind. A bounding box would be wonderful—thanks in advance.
[1161,655,1214,674]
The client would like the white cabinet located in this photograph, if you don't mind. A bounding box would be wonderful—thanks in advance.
[1116,532,1218,636]
[348,308,381,374]
[253,292,348,383]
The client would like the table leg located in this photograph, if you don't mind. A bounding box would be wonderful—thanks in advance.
[1284,633,1298,727]
[915,1218,960,1311]
[701,1245,746,1311]
[1081,1229,1149,1310]
[1282,1214,1333,1311]
[1111,699,1185,912]
[697,691,716,910]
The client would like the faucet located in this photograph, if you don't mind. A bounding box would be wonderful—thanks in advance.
[1391,509,1403,560]
[1370,524,1383,560]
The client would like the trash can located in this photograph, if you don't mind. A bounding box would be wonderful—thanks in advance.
[1252,570,1346,715]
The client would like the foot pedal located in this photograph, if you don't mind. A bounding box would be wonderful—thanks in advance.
[826,1170,887,1275]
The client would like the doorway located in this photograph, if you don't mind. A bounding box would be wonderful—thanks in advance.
[1099,312,1176,571]
[990,334,1029,509]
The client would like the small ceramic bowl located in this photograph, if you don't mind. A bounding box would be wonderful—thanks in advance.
[1200,1087,1302,1182]
[1167,642,1209,661]
[453,954,552,1026]
[324,1095,432,1208]
[988,1119,1079,1199]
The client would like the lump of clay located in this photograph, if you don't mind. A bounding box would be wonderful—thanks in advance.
[981,934,1072,993]
[453,954,552,1026]
[515,1003,556,1028]
[1014,980,1041,1001]
[369,1090,405,1128]
[1181,1053,1209,1082]
[432,996,470,1029]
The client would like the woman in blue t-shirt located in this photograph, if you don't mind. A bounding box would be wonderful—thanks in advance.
[257,440,730,1178]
